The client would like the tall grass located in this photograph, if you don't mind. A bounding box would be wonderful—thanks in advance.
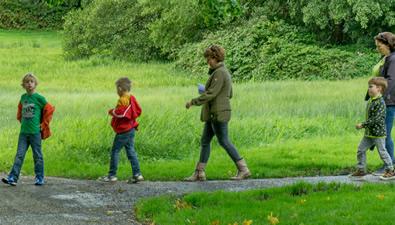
[0,30,383,180]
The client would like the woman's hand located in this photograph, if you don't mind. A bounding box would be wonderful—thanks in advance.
[185,101,192,109]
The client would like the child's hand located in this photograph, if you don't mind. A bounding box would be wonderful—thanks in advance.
[355,123,363,129]
[185,101,192,109]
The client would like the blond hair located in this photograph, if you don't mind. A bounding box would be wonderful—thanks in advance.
[369,77,388,94]
[21,73,38,87]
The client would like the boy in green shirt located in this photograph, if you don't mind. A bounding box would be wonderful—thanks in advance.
[2,73,48,186]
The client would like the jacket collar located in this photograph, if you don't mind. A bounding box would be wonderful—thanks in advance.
[370,94,382,101]
[208,62,224,75]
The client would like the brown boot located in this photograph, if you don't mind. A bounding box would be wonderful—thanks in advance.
[184,162,206,181]
[231,159,251,180]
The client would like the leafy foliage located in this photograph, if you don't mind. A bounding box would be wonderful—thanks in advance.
[0,0,79,30]
[63,0,161,61]
[252,0,395,43]
[176,18,378,81]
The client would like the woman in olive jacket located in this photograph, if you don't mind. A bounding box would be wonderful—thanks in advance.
[372,32,395,175]
[184,45,251,181]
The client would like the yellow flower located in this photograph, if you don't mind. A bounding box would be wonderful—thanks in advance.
[174,199,192,211]
[298,199,307,204]
[211,220,220,225]
[242,220,253,225]
[377,194,385,200]
[267,212,279,225]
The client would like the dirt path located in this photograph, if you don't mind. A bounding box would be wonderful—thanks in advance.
[0,174,389,225]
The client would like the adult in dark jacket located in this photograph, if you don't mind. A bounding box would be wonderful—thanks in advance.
[373,32,395,175]
[184,45,251,181]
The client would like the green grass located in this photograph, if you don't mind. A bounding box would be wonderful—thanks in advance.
[0,29,387,180]
[135,182,395,224]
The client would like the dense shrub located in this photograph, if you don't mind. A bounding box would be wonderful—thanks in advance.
[175,18,378,81]
[62,0,382,80]
[63,0,243,60]
[0,0,78,30]
[63,0,161,61]
[245,0,395,44]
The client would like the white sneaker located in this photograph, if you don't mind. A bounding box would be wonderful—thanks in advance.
[98,175,117,182]
[128,175,144,183]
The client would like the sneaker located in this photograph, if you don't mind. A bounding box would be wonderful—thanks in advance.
[373,165,386,176]
[2,177,17,186]
[380,169,395,180]
[34,177,45,186]
[128,175,144,184]
[349,169,367,177]
[98,175,117,182]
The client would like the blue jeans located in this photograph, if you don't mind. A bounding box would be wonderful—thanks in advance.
[109,129,141,177]
[199,121,242,163]
[9,133,44,181]
[386,106,395,162]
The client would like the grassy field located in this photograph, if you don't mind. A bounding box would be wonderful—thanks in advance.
[135,182,395,225]
[0,30,386,180]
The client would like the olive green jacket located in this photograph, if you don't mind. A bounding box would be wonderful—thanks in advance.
[191,62,233,122]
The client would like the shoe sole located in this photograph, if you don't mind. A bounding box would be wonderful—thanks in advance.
[379,176,395,181]
[2,178,16,186]
[184,178,206,182]
[348,175,367,181]
[230,172,252,180]
[372,173,384,176]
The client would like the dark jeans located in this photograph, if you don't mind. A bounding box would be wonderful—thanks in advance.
[109,129,141,177]
[9,133,44,181]
[199,121,242,163]
[386,106,395,162]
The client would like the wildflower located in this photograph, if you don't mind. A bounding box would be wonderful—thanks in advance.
[174,199,192,211]
[211,220,220,225]
[242,220,253,225]
[377,194,385,200]
[298,199,307,204]
[267,212,279,225]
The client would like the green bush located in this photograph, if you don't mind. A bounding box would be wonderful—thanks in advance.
[176,18,378,81]
[63,0,244,60]
[63,0,161,61]
[0,0,77,30]
[141,0,205,59]
[243,0,395,44]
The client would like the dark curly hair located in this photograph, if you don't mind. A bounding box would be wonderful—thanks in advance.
[204,45,225,62]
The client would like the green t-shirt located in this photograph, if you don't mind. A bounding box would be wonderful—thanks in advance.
[20,93,47,134]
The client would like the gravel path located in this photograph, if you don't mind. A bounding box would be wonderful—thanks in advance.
[0,174,390,225]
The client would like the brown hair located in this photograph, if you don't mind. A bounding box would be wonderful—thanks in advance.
[369,77,388,93]
[204,45,225,62]
[375,32,395,52]
[21,72,38,87]
[115,77,132,92]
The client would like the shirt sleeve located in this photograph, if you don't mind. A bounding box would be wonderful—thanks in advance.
[384,57,395,100]
[191,71,224,106]
[38,95,48,109]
